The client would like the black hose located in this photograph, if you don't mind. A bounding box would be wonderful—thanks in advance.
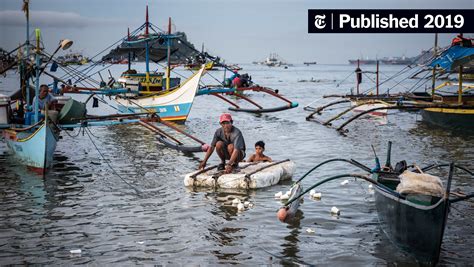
[286,173,387,206]
[293,158,372,185]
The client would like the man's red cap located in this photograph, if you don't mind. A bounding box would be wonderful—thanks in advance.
[219,113,232,123]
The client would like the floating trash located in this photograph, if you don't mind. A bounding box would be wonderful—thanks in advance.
[331,206,340,215]
[368,184,373,189]
[306,228,315,233]
[274,191,283,198]
[237,203,245,211]
[232,198,241,205]
[70,249,82,254]
[312,192,322,199]
[248,203,254,208]
[340,180,349,186]
[244,201,250,207]
[280,193,290,200]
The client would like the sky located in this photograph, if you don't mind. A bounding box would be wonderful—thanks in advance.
[0,0,473,64]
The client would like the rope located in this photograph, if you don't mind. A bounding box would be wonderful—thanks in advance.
[84,127,141,194]
[335,71,354,87]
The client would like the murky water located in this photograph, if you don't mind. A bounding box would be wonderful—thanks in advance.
[1,64,473,265]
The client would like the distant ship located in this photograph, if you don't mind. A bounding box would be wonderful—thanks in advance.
[349,56,414,65]
[253,53,292,67]
[303,61,317,65]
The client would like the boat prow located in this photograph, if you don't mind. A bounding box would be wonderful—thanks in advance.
[115,66,205,122]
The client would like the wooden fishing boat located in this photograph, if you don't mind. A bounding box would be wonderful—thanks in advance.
[115,67,204,122]
[3,116,59,173]
[277,142,474,265]
[418,39,474,130]
[418,82,474,130]
[112,13,206,123]
[372,170,449,265]
[0,18,70,173]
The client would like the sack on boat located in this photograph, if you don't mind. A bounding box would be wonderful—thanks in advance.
[396,170,444,197]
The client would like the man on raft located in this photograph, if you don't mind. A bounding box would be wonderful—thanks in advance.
[199,113,246,174]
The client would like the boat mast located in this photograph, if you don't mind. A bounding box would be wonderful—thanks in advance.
[166,17,171,91]
[24,0,31,111]
[356,59,360,95]
[431,33,438,98]
[458,33,463,104]
[145,5,150,91]
[34,29,41,123]
[127,27,131,71]
[376,60,379,96]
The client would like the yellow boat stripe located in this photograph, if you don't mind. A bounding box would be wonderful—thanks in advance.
[424,108,474,115]
[13,124,45,142]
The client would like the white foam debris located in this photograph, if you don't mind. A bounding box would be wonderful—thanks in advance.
[244,201,250,207]
[137,241,145,244]
[280,193,290,200]
[368,184,373,189]
[309,189,316,196]
[232,198,241,205]
[237,203,245,211]
[312,192,322,199]
[331,206,340,215]
[306,228,315,234]
[70,249,82,254]
[285,191,291,196]
[274,191,283,198]
[340,180,349,186]
[248,203,255,208]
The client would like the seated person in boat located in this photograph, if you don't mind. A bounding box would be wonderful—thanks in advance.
[199,113,246,174]
[247,140,272,163]
[32,84,57,110]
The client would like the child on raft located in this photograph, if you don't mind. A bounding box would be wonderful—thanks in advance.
[247,141,272,162]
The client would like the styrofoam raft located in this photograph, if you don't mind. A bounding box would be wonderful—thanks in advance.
[184,161,295,189]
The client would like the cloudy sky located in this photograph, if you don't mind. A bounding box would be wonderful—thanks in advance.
[0,0,472,64]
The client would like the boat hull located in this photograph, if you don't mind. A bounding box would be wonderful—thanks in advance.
[117,102,192,122]
[3,122,58,172]
[351,101,388,117]
[421,108,474,130]
[115,67,204,123]
[374,185,448,265]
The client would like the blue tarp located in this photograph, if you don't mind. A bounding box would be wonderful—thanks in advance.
[429,45,474,71]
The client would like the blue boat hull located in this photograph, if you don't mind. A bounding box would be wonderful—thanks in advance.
[117,102,193,122]
[3,122,58,173]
